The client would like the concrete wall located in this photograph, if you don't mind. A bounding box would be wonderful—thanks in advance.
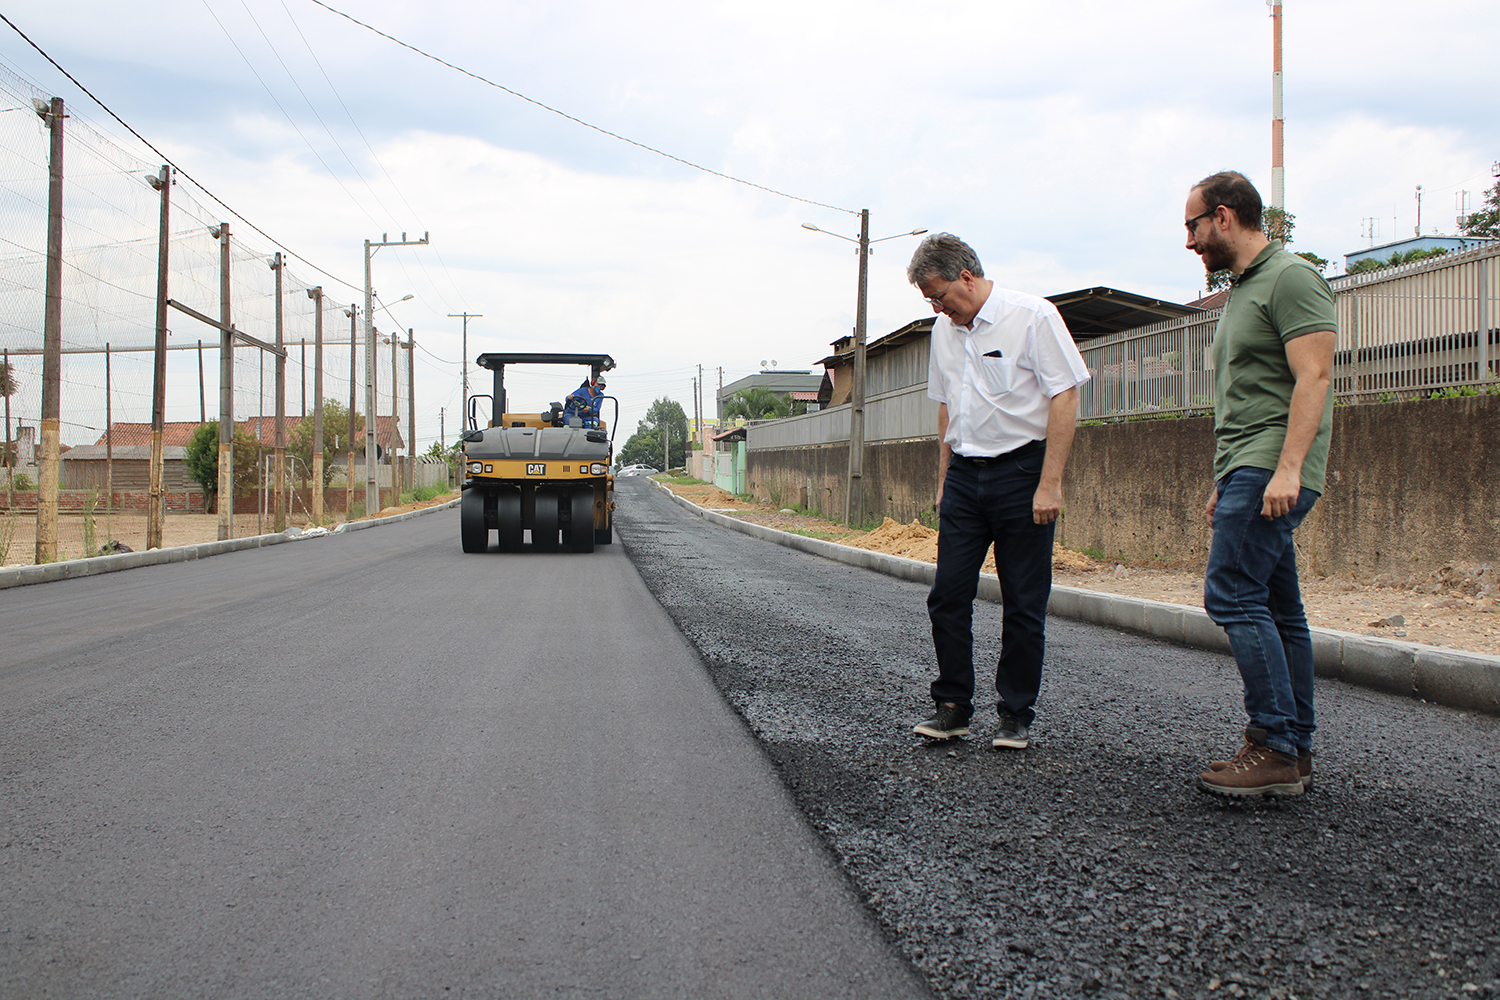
[1063,394,1500,579]
[745,394,1500,580]
[746,439,936,525]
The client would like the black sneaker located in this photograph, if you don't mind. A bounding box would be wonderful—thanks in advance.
[913,702,971,739]
[992,713,1030,749]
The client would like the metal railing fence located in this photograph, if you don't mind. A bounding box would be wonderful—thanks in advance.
[1076,242,1500,420]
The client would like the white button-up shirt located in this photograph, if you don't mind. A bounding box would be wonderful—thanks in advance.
[927,286,1091,457]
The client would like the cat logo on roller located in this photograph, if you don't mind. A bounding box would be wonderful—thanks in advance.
[458,353,617,554]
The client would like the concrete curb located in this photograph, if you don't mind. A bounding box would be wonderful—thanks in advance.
[649,481,1500,716]
[0,498,462,591]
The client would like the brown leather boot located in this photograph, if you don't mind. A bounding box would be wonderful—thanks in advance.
[1198,728,1304,798]
[1210,735,1312,790]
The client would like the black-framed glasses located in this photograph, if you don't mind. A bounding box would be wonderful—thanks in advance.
[1184,207,1220,233]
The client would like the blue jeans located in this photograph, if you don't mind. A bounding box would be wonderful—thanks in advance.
[927,445,1054,724]
[1204,466,1319,756]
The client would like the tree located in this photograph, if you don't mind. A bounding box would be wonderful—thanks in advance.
[183,421,264,510]
[616,428,664,470]
[426,437,462,485]
[1295,251,1330,274]
[618,396,689,469]
[722,387,792,420]
[1460,179,1500,238]
[1206,205,1329,288]
[1346,246,1451,275]
[287,401,364,487]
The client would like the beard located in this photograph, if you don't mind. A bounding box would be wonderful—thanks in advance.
[1197,228,1235,274]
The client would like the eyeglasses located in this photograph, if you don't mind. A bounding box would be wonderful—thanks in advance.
[1184,207,1220,233]
[924,277,961,308]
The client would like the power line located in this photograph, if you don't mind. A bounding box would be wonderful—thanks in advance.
[302,0,858,217]
[0,10,362,296]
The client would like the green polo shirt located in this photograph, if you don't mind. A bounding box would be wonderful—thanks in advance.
[1211,241,1337,493]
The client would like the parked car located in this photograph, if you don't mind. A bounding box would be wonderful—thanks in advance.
[616,464,659,478]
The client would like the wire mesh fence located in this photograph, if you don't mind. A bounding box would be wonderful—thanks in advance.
[0,70,428,565]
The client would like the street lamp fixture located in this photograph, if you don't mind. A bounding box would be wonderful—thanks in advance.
[803,211,927,525]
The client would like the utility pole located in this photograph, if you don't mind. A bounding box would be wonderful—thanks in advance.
[364,232,428,515]
[448,312,482,412]
[197,340,205,423]
[35,96,64,564]
[105,344,113,527]
[406,329,415,498]
[849,209,870,526]
[215,222,233,540]
[307,286,324,525]
[1269,0,1284,210]
[147,164,170,549]
[271,252,286,532]
[389,328,400,498]
[346,303,357,518]
[802,212,925,525]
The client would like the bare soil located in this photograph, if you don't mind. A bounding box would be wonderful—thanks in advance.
[1,493,460,568]
[659,479,1500,658]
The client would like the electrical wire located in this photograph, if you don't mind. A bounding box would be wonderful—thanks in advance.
[302,0,858,217]
[0,10,362,296]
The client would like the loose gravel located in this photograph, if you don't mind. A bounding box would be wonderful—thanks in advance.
[615,479,1500,1000]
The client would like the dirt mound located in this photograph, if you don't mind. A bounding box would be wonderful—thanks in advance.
[850,517,1102,578]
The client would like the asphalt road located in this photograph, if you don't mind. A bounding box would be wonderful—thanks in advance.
[613,477,1500,1000]
[0,506,930,999]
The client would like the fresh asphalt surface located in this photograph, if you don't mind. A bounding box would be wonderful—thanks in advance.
[0,504,930,999]
[612,478,1500,1000]
[5,482,1500,1000]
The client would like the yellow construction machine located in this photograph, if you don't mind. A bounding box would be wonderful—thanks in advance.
[459,352,616,553]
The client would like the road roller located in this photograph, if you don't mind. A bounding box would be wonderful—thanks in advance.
[459,352,616,553]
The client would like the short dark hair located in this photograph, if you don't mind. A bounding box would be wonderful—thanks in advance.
[1192,171,1263,232]
[907,233,985,285]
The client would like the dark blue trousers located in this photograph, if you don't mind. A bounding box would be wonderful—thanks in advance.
[927,444,1054,724]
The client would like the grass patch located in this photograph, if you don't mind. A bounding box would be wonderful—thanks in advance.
[398,484,449,505]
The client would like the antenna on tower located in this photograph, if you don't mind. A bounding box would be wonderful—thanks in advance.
[1415,185,1423,236]
[1268,0,1284,210]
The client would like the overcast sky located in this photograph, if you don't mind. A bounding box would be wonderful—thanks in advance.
[3,0,1497,451]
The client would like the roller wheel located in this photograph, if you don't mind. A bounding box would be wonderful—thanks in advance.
[532,492,560,551]
[569,488,596,553]
[460,489,488,553]
[495,490,523,552]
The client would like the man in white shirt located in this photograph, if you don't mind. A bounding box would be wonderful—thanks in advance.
[907,234,1091,749]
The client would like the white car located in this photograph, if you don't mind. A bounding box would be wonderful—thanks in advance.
[616,464,659,477]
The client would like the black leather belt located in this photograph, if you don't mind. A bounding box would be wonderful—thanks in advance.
[953,439,1045,465]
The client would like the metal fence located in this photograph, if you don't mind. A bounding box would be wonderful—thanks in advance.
[1077,241,1500,419]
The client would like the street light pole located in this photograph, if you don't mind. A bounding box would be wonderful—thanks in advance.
[363,232,428,515]
[802,212,926,525]
[448,312,482,423]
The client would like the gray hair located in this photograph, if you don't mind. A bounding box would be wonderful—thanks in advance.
[906,232,985,285]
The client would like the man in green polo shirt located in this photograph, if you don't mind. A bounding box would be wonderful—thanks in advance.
[1184,170,1336,799]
